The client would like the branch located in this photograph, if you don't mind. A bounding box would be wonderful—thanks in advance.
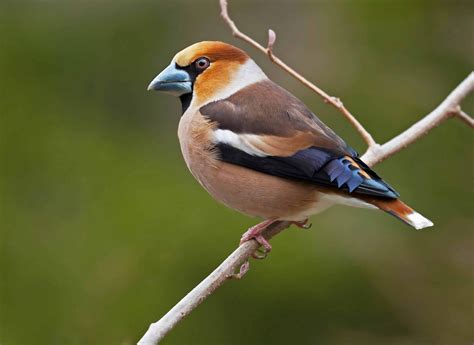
[138,2,473,344]
[362,72,474,166]
[137,221,290,345]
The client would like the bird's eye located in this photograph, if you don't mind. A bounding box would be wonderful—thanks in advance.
[195,57,210,71]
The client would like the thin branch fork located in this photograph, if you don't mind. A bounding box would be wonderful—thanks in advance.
[362,72,474,166]
[454,109,474,128]
[138,2,473,344]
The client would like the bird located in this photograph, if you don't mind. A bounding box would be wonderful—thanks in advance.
[147,41,433,254]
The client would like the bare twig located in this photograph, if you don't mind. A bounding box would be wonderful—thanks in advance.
[138,2,473,344]
[219,0,377,148]
[362,72,474,166]
[456,109,474,128]
[137,221,290,345]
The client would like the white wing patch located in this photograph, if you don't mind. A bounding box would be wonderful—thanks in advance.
[213,129,269,157]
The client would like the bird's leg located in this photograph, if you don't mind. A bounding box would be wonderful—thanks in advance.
[291,219,312,229]
[240,218,277,258]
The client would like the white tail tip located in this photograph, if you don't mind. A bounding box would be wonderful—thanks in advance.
[406,211,434,230]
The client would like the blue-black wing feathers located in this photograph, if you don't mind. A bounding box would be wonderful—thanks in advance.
[216,144,399,199]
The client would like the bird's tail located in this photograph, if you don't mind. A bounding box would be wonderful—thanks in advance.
[369,199,434,230]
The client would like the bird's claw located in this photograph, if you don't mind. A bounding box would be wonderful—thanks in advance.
[252,237,272,259]
[291,219,312,229]
[252,250,267,260]
[241,234,272,259]
[239,219,276,262]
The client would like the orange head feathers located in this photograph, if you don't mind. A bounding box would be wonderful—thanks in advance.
[148,41,266,109]
[173,41,248,67]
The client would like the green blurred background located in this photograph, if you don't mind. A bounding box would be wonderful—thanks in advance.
[1,1,473,344]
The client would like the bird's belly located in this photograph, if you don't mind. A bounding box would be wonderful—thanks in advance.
[186,151,329,220]
[211,162,334,220]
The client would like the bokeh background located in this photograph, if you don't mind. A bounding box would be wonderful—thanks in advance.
[1,0,473,344]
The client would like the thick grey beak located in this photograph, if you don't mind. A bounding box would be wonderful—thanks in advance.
[147,62,192,96]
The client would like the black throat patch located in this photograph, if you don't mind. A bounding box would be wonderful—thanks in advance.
[180,93,192,114]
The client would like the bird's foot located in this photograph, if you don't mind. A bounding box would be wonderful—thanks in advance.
[240,219,277,259]
[291,219,312,229]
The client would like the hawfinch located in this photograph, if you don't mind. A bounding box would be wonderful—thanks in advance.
[148,41,433,253]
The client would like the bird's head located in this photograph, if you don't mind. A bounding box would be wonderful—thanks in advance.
[147,41,267,111]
